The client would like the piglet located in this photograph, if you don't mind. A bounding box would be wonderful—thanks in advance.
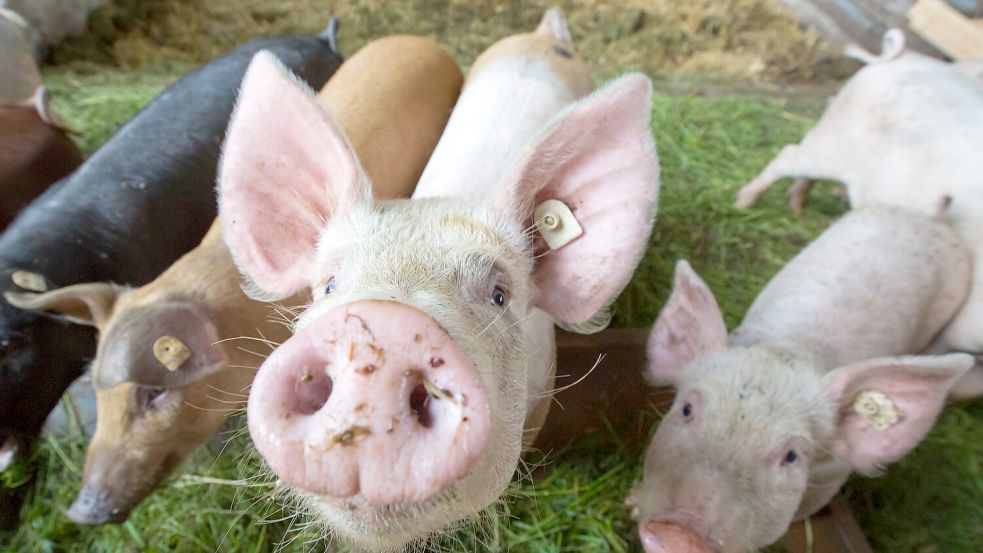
[627,205,973,553]
[7,34,463,525]
[219,8,660,552]
[0,23,342,473]
[733,29,983,398]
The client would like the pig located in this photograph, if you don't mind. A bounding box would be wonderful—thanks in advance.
[732,29,983,399]
[627,205,974,553]
[0,24,343,474]
[6,34,464,525]
[0,12,82,230]
[218,8,660,552]
[0,0,104,60]
[1,88,84,230]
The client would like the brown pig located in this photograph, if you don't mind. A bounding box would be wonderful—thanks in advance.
[5,35,464,524]
[1,11,82,229]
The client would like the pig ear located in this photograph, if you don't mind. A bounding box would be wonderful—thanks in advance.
[492,73,660,331]
[219,51,370,300]
[646,261,727,385]
[3,282,123,327]
[822,353,973,473]
[95,302,228,390]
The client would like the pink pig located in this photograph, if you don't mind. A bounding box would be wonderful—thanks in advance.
[627,206,973,553]
[218,9,660,552]
[734,29,983,399]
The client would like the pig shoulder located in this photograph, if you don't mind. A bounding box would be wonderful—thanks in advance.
[733,206,970,367]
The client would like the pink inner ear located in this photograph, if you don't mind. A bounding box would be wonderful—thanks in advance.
[646,261,727,384]
[219,51,366,299]
[825,354,971,473]
[496,73,659,327]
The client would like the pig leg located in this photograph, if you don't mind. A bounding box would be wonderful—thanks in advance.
[787,178,815,214]
[735,144,837,209]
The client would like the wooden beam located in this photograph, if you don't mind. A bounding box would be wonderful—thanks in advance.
[909,0,983,60]
[537,328,875,553]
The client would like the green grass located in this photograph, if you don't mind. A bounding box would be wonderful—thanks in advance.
[4,63,980,552]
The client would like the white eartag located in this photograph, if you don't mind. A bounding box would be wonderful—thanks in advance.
[11,270,48,292]
[853,390,901,431]
[534,199,583,251]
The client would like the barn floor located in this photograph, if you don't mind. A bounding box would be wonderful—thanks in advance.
[2,1,982,552]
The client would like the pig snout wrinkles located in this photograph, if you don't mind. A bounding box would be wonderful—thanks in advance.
[247,300,491,505]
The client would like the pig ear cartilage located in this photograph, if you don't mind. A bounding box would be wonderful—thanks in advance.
[533,199,583,251]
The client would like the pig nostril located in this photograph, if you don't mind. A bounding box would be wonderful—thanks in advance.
[293,369,332,415]
[409,383,434,428]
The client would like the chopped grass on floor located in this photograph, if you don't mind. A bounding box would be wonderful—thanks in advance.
[5,60,980,552]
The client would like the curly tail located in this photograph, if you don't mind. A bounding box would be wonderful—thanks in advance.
[845,28,906,64]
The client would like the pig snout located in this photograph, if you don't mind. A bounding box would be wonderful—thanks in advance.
[248,300,491,505]
[640,521,718,553]
[66,486,129,525]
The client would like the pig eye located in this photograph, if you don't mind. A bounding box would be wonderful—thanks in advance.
[491,286,509,308]
[782,450,798,465]
[681,402,693,419]
[135,386,168,411]
[324,277,337,295]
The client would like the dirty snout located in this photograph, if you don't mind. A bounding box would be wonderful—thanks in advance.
[248,300,491,505]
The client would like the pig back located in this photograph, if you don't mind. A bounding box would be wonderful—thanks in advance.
[0,32,342,287]
[317,35,462,200]
[731,206,970,369]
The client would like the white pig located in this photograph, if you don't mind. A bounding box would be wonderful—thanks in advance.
[733,30,983,399]
[218,9,660,552]
[627,206,973,553]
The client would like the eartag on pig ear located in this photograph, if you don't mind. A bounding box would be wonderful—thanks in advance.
[11,270,48,292]
[852,390,902,431]
[153,335,192,372]
[534,199,583,251]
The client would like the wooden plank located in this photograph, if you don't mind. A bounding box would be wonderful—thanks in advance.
[909,0,983,60]
[537,328,874,553]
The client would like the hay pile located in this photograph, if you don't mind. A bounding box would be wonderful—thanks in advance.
[53,0,848,82]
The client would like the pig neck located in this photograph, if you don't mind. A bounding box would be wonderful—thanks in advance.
[413,58,578,203]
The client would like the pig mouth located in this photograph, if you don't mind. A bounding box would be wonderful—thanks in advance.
[640,515,722,553]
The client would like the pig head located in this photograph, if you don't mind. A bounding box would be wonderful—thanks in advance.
[628,251,972,553]
[4,278,239,522]
[217,45,659,551]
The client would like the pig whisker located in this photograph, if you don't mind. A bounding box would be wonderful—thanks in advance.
[206,384,249,398]
[540,353,604,403]
[201,394,247,406]
[235,344,269,359]
[182,399,238,411]
[223,363,260,371]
